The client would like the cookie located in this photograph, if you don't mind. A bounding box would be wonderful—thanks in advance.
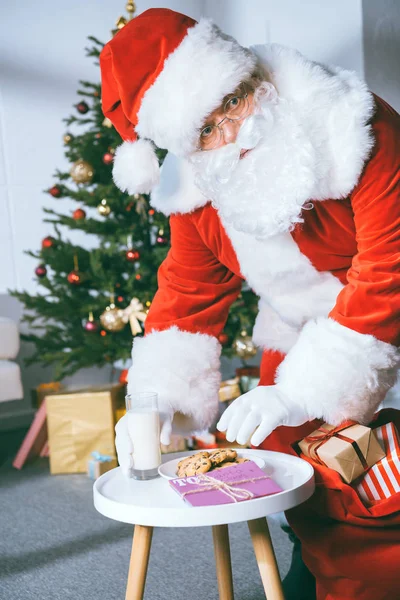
[177,455,212,477]
[177,451,209,471]
[213,461,236,470]
[234,458,250,464]
[208,448,237,466]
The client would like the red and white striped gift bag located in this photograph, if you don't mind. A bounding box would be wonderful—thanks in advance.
[356,423,400,505]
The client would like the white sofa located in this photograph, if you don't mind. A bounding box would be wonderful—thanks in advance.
[0,316,23,403]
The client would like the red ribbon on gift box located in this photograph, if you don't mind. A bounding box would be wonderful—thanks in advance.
[304,420,369,471]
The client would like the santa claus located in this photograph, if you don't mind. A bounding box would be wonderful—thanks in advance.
[100,8,400,600]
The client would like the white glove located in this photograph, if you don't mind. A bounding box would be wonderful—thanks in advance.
[216,385,310,447]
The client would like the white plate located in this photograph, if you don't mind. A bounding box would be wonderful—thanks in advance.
[158,450,266,480]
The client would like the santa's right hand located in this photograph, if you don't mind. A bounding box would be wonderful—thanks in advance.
[115,409,174,478]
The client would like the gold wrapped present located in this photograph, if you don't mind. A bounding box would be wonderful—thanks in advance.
[219,377,241,402]
[46,384,125,474]
[298,421,385,484]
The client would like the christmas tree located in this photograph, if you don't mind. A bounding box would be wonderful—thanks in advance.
[10,7,259,381]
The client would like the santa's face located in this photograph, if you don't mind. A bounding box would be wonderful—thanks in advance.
[190,82,317,239]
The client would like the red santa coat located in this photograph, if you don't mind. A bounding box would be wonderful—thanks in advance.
[128,63,400,598]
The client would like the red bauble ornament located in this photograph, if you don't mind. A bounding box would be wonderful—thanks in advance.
[156,235,168,245]
[117,295,125,304]
[72,208,86,220]
[102,152,114,165]
[218,333,229,346]
[76,101,89,114]
[148,209,155,216]
[41,236,55,249]
[125,249,140,262]
[135,273,142,280]
[67,270,82,285]
[49,185,61,198]
[95,133,102,139]
[119,369,129,385]
[84,320,98,333]
[35,264,47,278]
[100,330,107,337]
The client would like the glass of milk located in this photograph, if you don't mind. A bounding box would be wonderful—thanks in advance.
[125,392,161,480]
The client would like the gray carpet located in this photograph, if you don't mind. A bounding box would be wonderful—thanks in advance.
[0,457,293,600]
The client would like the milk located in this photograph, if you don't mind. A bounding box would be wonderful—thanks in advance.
[127,409,161,470]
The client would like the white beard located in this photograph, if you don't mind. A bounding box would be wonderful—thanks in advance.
[189,86,319,239]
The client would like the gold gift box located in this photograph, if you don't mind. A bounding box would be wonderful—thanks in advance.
[298,422,385,484]
[219,377,242,403]
[46,384,125,475]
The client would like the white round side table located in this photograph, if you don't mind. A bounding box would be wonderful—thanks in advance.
[93,449,314,600]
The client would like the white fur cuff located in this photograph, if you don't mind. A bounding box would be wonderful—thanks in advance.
[275,317,399,425]
[127,326,221,430]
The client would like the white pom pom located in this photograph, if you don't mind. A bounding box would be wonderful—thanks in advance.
[112,139,160,195]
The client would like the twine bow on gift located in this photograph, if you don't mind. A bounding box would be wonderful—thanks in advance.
[181,473,270,503]
[304,420,369,470]
[91,451,113,463]
[121,298,147,335]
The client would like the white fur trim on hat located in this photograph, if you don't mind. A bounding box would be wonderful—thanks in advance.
[112,139,160,194]
[127,326,222,432]
[136,18,257,156]
[275,317,400,425]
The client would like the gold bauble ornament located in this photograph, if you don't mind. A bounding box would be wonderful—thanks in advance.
[233,331,258,360]
[97,198,111,216]
[100,303,125,332]
[63,133,73,145]
[70,160,94,184]
[102,117,113,128]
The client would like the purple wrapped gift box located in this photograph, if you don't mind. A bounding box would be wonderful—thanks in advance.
[169,460,282,506]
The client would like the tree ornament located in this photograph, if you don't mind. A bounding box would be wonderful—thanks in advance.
[156,228,168,245]
[97,198,111,216]
[102,152,114,165]
[102,117,113,128]
[126,249,140,262]
[95,132,102,139]
[35,264,47,278]
[117,295,125,304]
[218,333,229,346]
[63,133,73,145]
[233,331,258,360]
[83,311,98,332]
[100,330,107,337]
[126,1,136,17]
[76,101,89,114]
[49,185,62,198]
[72,208,86,220]
[119,368,129,385]
[67,270,82,285]
[148,208,155,216]
[135,273,142,280]
[100,302,125,332]
[121,298,147,335]
[41,236,55,249]
[67,255,83,285]
[70,159,94,184]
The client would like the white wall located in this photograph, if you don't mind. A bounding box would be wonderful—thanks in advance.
[205,0,364,72]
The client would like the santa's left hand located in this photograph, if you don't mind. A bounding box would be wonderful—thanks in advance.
[216,385,310,446]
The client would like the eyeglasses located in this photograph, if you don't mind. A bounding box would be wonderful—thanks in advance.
[198,84,251,151]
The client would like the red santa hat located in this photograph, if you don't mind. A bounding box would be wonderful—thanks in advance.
[100,8,256,194]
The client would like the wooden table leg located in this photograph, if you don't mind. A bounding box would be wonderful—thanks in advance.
[125,525,153,600]
[248,518,285,600]
[212,524,234,600]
